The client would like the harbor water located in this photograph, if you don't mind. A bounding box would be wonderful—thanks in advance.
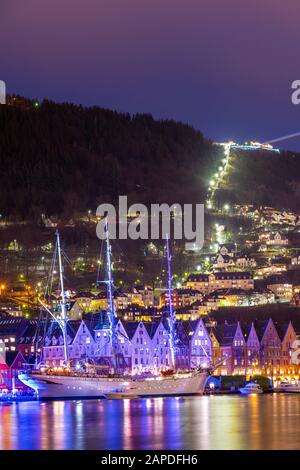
[0,394,300,450]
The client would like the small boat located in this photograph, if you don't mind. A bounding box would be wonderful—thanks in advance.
[273,381,300,393]
[239,382,263,395]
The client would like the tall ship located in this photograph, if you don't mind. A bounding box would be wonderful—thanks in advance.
[19,224,212,399]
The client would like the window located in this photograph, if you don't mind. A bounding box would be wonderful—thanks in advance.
[198,330,204,337]
[10,337,15,343]
[10,346,15,351]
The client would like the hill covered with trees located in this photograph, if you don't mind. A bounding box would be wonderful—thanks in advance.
[0,97,219,220]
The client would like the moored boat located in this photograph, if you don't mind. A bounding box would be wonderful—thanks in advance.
[19,369,208,399]
[239,382,263,395]
[273,381,300,393]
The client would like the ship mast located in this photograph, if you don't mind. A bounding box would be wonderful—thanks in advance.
[105,219,117,369]
[165,234,176,369]
[56,231,68,364]
[38,231,69,365]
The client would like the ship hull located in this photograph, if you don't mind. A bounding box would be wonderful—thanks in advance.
[19,372,208,399]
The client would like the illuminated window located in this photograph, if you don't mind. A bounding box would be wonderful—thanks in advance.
[198,330,204,337]
[10,338,15,343]
[10,346,16,351]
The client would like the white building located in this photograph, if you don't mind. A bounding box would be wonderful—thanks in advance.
[188,318,213,368]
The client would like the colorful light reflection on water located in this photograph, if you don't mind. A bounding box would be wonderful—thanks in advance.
[0,395,300,450]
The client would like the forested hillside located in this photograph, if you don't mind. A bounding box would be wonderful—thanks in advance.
[0,97,218,219]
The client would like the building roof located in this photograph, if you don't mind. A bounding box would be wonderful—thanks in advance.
[208,288,248,298]
[0,317,33,337]
[92,311,111,330]
[121,321,139,339]
[215,323,239,346]
[143,321,161,339]
[213,272,253,280]
[213,254,233,264]
[252,319,270,341]
[45,320,81,342]
[174,288,203,295]
[5,351,25,367]
[218,243,236,252]
[186,274,209,282]
[266,275,291,286]
[274,322,291,341]
[17,319,44,345]
[186,272,253,282]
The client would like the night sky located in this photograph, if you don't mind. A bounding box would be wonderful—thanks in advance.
[1,0,300,149]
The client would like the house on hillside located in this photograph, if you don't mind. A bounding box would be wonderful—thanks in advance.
[212,254,235,270]
[266,232,289,246]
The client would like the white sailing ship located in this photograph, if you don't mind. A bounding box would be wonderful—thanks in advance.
[19,226,211,399]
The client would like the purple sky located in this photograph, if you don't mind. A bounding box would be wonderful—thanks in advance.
[1,0,300,149]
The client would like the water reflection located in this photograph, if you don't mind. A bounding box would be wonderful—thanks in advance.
[0,395,300,450]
